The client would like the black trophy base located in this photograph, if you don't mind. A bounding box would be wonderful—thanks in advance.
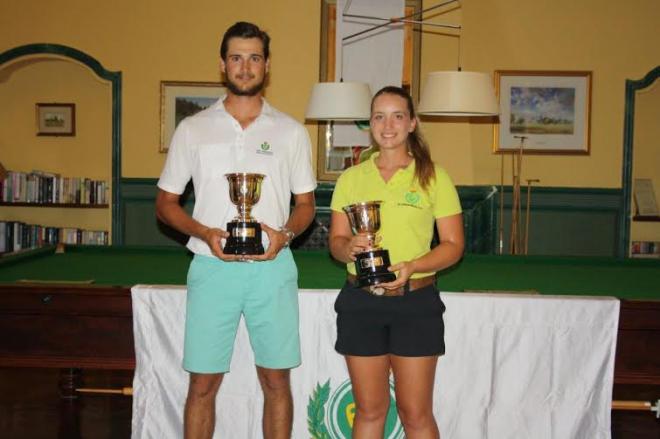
[224,221,264,255]
[354,249,396,287]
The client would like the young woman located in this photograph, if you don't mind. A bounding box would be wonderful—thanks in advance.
[329,86,464,438]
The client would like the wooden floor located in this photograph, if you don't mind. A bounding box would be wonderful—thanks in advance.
[0,368,658,438]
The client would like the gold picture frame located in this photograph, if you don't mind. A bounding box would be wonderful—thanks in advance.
[36,103,75,136]
[493,70,592,154]
[160,81,226,152]
[316,0,422,180]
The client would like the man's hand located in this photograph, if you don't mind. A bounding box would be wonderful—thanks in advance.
[250,223,289,261]
[203,227,244,262]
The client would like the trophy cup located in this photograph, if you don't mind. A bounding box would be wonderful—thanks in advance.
[343,201,396,287]
[224,173,266,255]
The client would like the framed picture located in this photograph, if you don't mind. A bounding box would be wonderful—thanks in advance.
[317,0,421,180]
[160,81,226,152]
[36,103,75,136]
[493,70,592,154]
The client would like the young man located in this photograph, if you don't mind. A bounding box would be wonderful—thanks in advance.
[155,21,316,439]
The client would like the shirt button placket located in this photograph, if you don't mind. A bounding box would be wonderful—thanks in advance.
[235,122,245,161]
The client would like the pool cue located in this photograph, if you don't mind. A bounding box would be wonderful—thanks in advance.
[612,399,660,417]
[498,152,505,254]
[516,136,525,254]
[76,387,133,396]
[524,179,540,255]
[510,153,517,253]
[511,136,527,254]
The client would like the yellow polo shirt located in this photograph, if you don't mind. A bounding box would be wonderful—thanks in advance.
[330,153,462,278]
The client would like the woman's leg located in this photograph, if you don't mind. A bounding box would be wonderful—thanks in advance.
[390,355,440,439]
[345,355,392,438]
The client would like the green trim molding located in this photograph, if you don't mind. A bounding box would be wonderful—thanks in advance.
[620,65,660,257]
[0,44,122,243]
[121,179,622,256]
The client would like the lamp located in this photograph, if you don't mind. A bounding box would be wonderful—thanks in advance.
[305,82,371,121]
[418,71,498,116]
[305,0,499,120]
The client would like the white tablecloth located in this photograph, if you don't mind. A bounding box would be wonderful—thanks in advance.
[131,286,619,439]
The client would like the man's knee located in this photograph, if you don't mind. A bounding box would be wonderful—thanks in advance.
[257,368,291,396]
[187,373,223,401]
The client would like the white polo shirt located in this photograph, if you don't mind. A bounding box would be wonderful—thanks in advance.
[157,96,317,256]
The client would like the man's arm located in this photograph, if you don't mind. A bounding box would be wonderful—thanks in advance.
[155,189,239,261]
[254,191,316,260]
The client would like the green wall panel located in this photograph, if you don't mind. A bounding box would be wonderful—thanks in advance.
[120,179,621,256]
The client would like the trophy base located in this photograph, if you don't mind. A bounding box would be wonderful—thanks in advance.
[224,221,264,255]
[355,249,396,287]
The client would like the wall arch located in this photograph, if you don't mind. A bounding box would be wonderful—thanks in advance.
[0,43,123,243]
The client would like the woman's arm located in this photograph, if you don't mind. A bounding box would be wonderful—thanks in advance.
[380,213,465,289]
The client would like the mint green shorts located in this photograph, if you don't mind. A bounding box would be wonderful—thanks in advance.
[183,249,300,373]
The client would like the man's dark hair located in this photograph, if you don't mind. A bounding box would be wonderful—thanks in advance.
[220,22,270,61]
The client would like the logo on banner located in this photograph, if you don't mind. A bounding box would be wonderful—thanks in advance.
[307,379,404,439]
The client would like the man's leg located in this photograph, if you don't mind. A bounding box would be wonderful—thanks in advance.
[256,367,293,439]
[184,372,224,439]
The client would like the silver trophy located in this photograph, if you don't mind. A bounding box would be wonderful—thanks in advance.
[224,173,266,255]
[343,201,396,287]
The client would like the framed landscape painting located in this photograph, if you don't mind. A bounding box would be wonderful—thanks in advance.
[493,70,592,154]
[160,81,225,152]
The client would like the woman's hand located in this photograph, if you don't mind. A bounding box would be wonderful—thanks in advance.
[345,233,372,261]
[378,260,416,290]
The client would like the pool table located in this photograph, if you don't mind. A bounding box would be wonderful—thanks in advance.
[0,245,659,388]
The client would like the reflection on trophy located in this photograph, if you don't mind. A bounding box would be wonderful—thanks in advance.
[224,173,266,255]
[343,201,396,287]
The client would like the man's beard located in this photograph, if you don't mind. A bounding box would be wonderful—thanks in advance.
[225,74,265,97]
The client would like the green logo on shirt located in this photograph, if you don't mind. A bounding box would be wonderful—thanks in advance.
[257,141,273,155]
[404,190,420,205]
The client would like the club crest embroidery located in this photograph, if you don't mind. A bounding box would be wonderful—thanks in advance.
[257,141,273,155]
[404,189,421,205]
[398,189,423,209]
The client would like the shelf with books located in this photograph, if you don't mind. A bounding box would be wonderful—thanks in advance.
[1,170,110,206]
[0,202,108,208]
[630,240,660,258]
[0,221,108,254]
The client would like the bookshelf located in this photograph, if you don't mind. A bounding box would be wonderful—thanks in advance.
[1,171,110,254]
[1,202,108,208]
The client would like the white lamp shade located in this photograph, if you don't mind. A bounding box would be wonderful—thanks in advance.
[305,82,372,120]
[418,71,499,116]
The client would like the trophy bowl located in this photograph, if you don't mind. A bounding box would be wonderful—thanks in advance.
[224,173,266,255]
[343,201,396,287]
